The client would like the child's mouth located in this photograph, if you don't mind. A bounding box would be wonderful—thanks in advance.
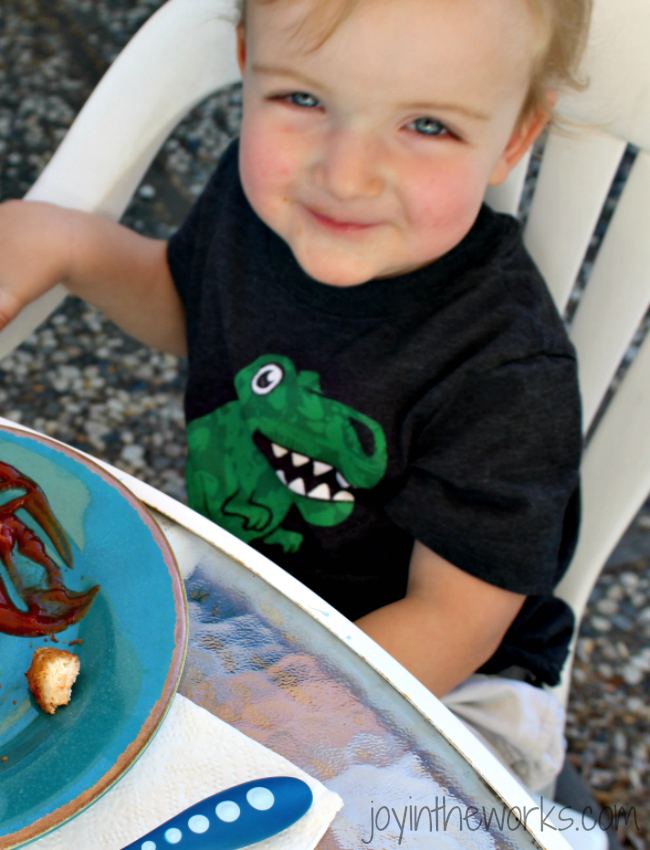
[308,208,374,233]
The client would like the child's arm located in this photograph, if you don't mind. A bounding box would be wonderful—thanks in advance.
[0,200,186,356]
[355,540,525,698]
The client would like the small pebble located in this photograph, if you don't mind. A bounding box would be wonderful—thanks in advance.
[622,665,644,686]
[590,615,612,632]
[621,571,640,589]
[138,184,156,200]
[596,598,619,616]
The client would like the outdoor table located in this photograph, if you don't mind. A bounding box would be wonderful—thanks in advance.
[0,416,566,850]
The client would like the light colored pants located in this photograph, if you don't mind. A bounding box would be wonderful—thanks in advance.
[442,673,565,793]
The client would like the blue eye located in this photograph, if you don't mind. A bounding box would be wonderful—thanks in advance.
[411,117,447,136]
[289,92,320,108]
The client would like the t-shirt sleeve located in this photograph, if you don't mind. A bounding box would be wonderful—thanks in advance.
[167,178,216,306]
[384,353,582,596]
[166,140,239,306]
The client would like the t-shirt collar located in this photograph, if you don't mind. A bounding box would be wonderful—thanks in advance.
[261,203,507,319]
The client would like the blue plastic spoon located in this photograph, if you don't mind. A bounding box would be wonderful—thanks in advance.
[121,777,313,850]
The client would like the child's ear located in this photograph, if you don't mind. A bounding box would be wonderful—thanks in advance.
[488,92,557,186]
[237,22,247,75]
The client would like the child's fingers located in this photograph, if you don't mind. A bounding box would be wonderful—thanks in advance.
[0,286,24,331]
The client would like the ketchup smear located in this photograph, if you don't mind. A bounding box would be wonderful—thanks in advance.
[0,460,98,637]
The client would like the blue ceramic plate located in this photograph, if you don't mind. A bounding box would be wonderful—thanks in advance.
[0,425,187,849]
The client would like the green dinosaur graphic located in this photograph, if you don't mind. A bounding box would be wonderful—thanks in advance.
[186,354,387,553]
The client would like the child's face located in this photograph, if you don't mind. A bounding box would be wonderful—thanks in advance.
[238,0,544,287]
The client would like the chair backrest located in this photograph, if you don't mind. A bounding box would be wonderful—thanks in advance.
[486,0,650,702]
[1,0,647,704]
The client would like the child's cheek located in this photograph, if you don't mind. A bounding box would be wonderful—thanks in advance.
[411,163,487,247]
[239,124,298,222]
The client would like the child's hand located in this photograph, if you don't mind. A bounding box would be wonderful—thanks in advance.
[0,200,76,330]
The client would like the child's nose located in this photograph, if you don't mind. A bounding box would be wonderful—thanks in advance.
[315,130,385,200]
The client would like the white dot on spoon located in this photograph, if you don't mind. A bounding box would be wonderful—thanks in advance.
[246,787,275,810]
[216,801,240,822]
[188,814,210,833]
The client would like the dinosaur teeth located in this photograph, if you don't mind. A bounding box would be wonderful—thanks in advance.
[313,461,333,476]
[333,490,355,502]
[336,471,350,489]
[307,483,331,500]
[288,478,307,496]
[259,433,355,502]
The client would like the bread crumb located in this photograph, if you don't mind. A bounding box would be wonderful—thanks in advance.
[26,648,80,715]
[68,639,83,646]
[1,757,7,762]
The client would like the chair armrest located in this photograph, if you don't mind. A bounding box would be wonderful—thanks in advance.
[0,0,240,359]
[27,0,240,218]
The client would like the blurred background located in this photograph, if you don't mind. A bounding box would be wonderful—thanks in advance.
[0,1,647,845]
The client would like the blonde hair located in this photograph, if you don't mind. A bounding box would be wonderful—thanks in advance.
[236,0,592,122]
[522,0,592,119]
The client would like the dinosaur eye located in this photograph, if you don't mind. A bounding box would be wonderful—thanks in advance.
[251,363,284,395]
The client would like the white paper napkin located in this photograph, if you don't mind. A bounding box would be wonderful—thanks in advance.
[30,693,343,850]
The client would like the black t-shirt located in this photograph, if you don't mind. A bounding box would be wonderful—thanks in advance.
[168,140,582,686]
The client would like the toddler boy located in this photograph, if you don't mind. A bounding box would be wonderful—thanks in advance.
[0,0,591,786]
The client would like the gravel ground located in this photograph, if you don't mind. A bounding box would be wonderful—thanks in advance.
[0,2,648,847]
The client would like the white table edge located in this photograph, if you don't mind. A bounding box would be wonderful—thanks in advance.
[0,416,573,850]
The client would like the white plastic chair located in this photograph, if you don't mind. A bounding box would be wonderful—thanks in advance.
[486,0,650,709]
[0,0,646,829]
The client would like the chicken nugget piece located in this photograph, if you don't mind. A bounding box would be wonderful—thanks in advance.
[26,647,80,715]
